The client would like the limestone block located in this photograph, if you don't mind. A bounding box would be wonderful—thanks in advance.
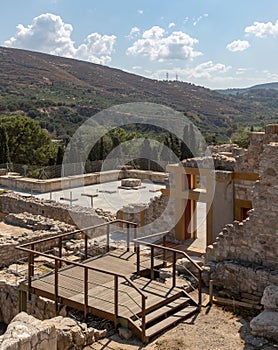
[119,327,133,340]
[176,257,203,274]
[250,310,278,342]
[159,267,174,280]
[261,285,278,310]
[121,178,141,188]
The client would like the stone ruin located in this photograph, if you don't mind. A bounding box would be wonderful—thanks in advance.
[203,125,278,342]
[0,125,278,346]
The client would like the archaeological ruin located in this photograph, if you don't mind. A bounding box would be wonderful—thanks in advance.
[0,124,277,347]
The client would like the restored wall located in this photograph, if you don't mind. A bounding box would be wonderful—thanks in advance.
[212,171,234,242]
[204,139,278,298]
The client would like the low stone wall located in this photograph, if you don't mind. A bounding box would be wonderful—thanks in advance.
[0,169,167,193]
[0,192,107,230]
[0,213,76,268]
[0,277,61,325]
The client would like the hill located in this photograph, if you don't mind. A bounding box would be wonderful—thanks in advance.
[0,46,278,142]
[216,82,278,95]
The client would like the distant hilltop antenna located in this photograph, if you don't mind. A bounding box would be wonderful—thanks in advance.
[166,72,169,81]
[176,74,179,81]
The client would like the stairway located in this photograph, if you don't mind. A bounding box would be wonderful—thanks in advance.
[127,288,200,343]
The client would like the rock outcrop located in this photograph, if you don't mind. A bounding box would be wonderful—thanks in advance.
[251,285,278,342]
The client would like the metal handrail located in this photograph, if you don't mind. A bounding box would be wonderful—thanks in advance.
[133,236,203,306]
[133,238,202,272]
[18,219,137,248]
[16,246,147,298]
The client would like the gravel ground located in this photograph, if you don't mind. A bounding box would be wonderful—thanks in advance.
[87,305,278,350]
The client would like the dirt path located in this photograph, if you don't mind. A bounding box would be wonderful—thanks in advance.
[87,306,277,350]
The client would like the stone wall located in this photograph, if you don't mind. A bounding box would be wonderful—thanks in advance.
[0,312,107,350]
[117,193,177,240]
[0,169,167,193]
[0,313,57,350]
[0,192,108,231]
[204,141,278,298]
[0,213,76,268]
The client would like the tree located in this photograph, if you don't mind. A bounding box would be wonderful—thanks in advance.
[56,145,64,165]
[180,125,193,160]
[0,126,10,164]
[0,115,56,165]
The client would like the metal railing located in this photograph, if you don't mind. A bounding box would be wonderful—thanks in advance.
[16,219,149,338]
[133,232,203,307]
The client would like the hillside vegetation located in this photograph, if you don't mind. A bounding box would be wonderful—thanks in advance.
[0,46,278,144]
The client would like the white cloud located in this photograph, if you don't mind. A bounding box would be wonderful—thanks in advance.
[4,13,116,64]
[168,22,175,29]
[245,19,278,38]
[126,27,140,40]
[153,61,231,81]
[137,9,144,15]
[183,61,231,79]
[226,40,250,52]
[193,13,208,26]
[126,26,202,62]
[132,66,142,70]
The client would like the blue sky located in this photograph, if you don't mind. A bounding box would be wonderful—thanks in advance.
[1,0,278,89]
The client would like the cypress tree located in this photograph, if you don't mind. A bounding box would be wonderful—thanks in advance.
[180,125,193,160]
[0,126,10,164]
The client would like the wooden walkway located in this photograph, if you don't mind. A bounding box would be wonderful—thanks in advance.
[20,248,200,342]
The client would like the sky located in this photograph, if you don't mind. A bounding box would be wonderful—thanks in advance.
[1,0,278,89]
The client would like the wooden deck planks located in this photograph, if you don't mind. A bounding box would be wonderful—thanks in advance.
[30,249,182,320]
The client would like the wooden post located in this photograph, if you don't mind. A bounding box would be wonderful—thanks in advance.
[84,267,88,319]
[150,246,154,280]
[106,224,110,253]
[172,252,176,288]
[54,259,59,313]
[209,279,214,305]
[19,288,27,312]
[114,276,118,330]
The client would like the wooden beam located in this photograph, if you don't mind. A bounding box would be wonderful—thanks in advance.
[232,172,259,181]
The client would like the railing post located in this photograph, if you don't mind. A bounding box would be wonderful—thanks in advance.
[114,275,118,330]
[84,233,88,260]
[106,224,110,253]
[28,246,34,300]
[141,296,146,342]
[198,269,202,307]
[134,225,137,253]
[162,235,166,267]
[58,237,62,268]
[30,244,34,277]
[127,223,130,252]
[137,244,140,276]
[150,246,154,280]
[84,267,88,319]
[54,259,59,313]
[172,252,176,288]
